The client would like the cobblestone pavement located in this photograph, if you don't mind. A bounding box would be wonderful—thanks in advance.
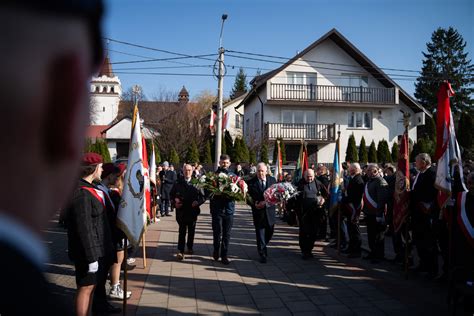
[45,203,451,315]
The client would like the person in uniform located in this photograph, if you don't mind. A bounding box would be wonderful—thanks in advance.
[247,162,277,263]
[362,164,389,263]
[171,164,205,260]
[296,169,329,259]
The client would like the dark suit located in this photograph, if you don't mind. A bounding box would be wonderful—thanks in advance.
[410,166,439,275]
[159,169,177,215]
[342,173,365,254]
[248,175,277,257]
[0,241,71,315]
[171,177,205,252]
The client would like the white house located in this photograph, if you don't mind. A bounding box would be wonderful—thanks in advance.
[236,28,429,164]
[220,93,246,141]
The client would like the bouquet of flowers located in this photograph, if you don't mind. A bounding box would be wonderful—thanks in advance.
[193,172,248,201]
[263,182,299,206]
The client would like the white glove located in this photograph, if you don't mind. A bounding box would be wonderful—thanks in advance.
[88,261,99,273]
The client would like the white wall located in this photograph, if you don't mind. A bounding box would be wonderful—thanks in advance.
[90,94,120,125]
[243,93,264,146]
[223,98,244,141]
[107,141,117,161]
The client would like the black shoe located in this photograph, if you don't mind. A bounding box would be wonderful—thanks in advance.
[221,257,230,265]
[362,253,373,260]
[93,302,121,314]
[186,248,193,255]
[213,250,219,261]
[302,253,313,260]
[370,258,380,264]
[259,255,267,263]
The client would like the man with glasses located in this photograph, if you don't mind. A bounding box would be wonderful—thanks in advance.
[0,1,105,314]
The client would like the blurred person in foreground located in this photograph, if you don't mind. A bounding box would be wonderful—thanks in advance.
[0,1,105,315]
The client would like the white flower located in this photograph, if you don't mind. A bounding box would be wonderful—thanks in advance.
[219,184,226,192]
[218,172,228,178]
[199,175,207,183]
[230,183,239,193]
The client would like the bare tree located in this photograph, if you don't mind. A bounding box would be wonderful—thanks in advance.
[89,97,100,124]
[151,85,179,102]
[122,85,146,101]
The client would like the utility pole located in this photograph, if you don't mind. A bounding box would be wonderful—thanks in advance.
[214,14,228,170]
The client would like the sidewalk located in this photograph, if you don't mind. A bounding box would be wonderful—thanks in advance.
[45,203,450,315]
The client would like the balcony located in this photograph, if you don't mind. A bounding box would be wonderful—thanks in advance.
[270,83,396,104]
[265,123,336,142]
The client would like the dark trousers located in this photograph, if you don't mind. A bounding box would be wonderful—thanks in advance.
[256,224,274,256]
[413,212,438,275]
[92,257,111,308]
[347,219,361,253]
[177,221,196,253]
[160,199,170,215]
[298,207,323,255]
[212,212,234,258]
[366,214,385,259]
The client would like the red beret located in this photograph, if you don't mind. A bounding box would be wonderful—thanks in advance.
[82,153,103,166]
[116,162,126,176]
[101,163,119,179]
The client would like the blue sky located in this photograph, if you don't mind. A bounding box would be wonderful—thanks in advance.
[103,0,473,100]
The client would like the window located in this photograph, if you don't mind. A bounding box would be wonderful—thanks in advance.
[348,111,372,129]
[287,72,317,85]
[340,74,369,87]
[281,109,317,125]
[103,106,105,112]
[254,112,260,131]
[235,114,242,129]
[245,118,250,137]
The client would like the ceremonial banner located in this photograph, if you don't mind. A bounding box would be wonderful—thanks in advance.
[393,132,410,232]
[434,82,466,208]
[274,140,283,181]
[294,142,308,184]
[329,134,343,214]
[117,105,147,246]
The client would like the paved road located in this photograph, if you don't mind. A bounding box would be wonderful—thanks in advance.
[44,203,451,315]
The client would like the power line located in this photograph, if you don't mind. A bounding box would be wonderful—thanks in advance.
[114,65,214,71]
[110,54,218,65]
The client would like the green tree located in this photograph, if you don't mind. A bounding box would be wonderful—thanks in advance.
[230,67,248,99]
[224,131,234,160]
[260,142,269,164]
[280,139,287,164]
[391,141,399,162]
[169,147,180,165]
[458,111,473,149]
[249,146,257,164]
[377,139,391,163]
[233,137,243,163]
[154,142,161,165]
[91,139,111,163]
[414,27,473,114]
[410,137,435,162]
[185,140,200,163]
[201,139,213,164]
[345,134,358,162]
[358,136,368,164]
[221,134,226,157]
[368,140,378,163]
[84,138,93,153]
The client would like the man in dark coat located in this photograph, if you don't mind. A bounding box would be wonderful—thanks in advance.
[342,162,365,257]
[410,153,439,277]
[171,164,205,260]
[159,161,177,216]
[247,162,277,263]
[362,164,389,263]
[209,154,236,265]
[67,153,118,315]
[0,2,105,315]
[296,169,329,259]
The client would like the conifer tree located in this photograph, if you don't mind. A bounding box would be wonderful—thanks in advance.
[201,140,213,164]
[358,136,368,164]
[345,134,358,162]
[414,27,473,114]
[185,140,200,163]
[368,140,378,163]
[249,146,257,164]
[391,141,399,163]
[224,131,234,161]
[230,67,248,99]
[260,142,269,164]
[377,139,391,163]
[169,148,180,165]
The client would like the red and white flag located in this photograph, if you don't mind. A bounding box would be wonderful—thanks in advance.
[209,109,216,130]
[434,82,467,209]
[141,136,151,220]
[117,105,147,246]
[274,140,283,181]
[222,111,229,131]
[393,131,410,232]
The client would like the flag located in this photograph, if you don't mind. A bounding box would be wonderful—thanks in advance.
[222,111,229,131]
[117,105,147,246]
[142,135,151,220]
[149,142,156,185]
[434,82,467,209]
[274,140,283,181]
[393,131,410,232]
[294,141,308,183]
[329,134,343,213]
[209,109,216,130]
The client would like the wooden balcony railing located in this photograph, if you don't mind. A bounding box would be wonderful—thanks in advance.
[265,123,336,142]
[270,83,396,104]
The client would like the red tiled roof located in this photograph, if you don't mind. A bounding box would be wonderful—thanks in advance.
[98,55,113,77]
[86,125,108,138]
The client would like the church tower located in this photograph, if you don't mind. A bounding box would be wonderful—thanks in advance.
[90,55,122,125]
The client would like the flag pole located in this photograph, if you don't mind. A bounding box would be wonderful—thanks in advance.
[142,224,147,268]
[123,238,128,316]
[403,115,410,280]
[337,205,341,256]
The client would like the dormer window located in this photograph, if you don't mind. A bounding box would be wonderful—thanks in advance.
[111,86,115,93]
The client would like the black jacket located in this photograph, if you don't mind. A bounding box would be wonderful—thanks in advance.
[66,179,114,264]
[342,173,365,207]
[209,168,236,215]
[159,169,177,200]
[363,176,389,216]
[410,166,438,216]
[171,178,205,223]
[247,175,277,228]
[296,179,329,213]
